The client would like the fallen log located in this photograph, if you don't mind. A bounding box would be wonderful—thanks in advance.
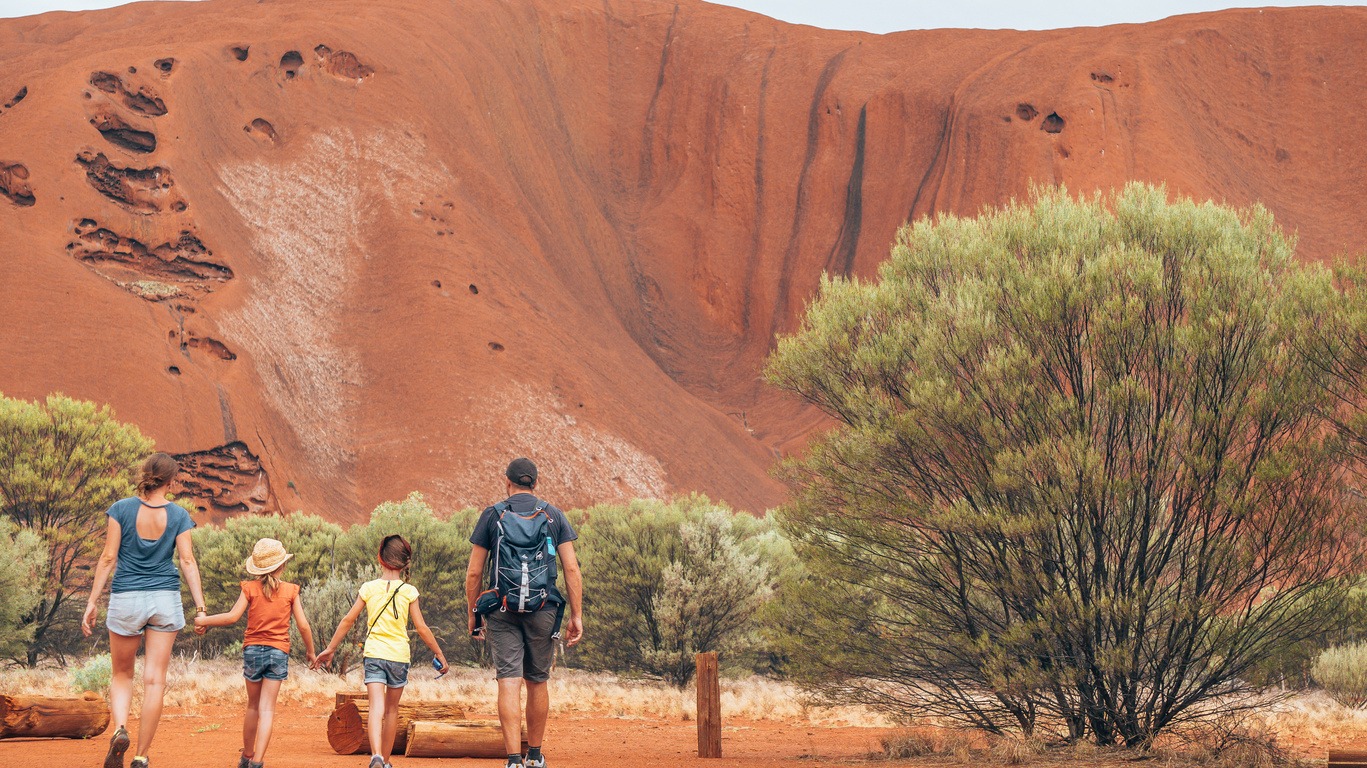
[1330,750,1367,768]
[0,693,110,740]
[327,700,466,755]
[404,720,527,758]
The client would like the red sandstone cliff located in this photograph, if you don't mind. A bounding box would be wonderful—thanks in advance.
[0,0,1363,521]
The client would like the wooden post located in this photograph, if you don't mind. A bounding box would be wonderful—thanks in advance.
[0,693,110,740]
[1329,750,1367,768]
[695,652,721,758]
[334,692,366,708]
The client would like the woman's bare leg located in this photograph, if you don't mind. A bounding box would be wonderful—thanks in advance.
[134,629,177,756]
[107,631,141,729]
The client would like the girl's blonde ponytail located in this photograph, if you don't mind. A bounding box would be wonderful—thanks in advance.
[260,572,279,600]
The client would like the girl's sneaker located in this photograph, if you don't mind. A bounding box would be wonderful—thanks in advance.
[104,726,130,768]
[130,757,149,768]
[368,757,385,768]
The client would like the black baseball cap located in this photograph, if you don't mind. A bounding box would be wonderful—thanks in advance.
[506,457,537,488]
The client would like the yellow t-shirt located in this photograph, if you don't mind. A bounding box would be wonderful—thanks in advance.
[358,579,420,663]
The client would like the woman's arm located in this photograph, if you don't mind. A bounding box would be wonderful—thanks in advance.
[292,592,317,665]
[313,595,366,668]
[81,516,123,637]
[195,590,247,628]
[409,598,448,673]
[175,529,208,632]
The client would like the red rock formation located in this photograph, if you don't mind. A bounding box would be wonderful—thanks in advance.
[0,0,1363,522]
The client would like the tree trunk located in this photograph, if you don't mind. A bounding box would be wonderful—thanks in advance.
[403,720,527,758]
[326,699,467,755]
[0,693,110,739]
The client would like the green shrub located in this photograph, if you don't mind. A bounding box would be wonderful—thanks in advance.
[293,567,374,673]
[221,640,243,660]
[1313,643,1367,709]
[70,653,112,694]
[574,495,788,685]
[0,520,46,659]
[0,393,152,664]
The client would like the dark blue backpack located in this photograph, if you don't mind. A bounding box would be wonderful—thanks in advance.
[472,499,568,638]
[490,499,560,612]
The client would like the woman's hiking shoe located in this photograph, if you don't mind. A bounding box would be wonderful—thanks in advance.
[237,754,250,768]
[247,761,264,768]
[104,726,130,768]
[130,757,149,768]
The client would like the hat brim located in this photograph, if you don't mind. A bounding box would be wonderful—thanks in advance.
[244,551,294,575]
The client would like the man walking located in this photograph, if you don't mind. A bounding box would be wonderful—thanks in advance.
[467,457,583,768]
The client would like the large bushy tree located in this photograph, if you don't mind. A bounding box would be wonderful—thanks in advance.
[0,394,152,664]
[766,184,1367,745]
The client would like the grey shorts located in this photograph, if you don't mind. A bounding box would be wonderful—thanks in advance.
[363,658,409,688]
[106,590,184,636]
[487,608,557,682]
[243,645,289,682]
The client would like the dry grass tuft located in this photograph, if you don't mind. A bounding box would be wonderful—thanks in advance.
[0,656,883,725]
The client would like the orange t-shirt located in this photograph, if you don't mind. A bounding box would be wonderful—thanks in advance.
[241,580,299,653]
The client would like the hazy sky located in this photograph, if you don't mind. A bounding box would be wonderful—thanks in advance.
[1,0,1361,30]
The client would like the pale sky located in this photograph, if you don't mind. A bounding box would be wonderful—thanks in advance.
[0,0,1361,30]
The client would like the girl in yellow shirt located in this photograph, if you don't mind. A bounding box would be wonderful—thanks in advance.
[315,536,448,768]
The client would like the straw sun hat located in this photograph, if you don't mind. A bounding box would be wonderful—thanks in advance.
[244,538,294,575]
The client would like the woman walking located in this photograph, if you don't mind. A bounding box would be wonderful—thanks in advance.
[82,452,207,768]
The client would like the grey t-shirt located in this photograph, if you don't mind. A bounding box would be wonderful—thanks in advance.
[107,497,195,593]
[469,493,578,551]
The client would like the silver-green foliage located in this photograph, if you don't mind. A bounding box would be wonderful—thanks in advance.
[0,520,46,658]
[293,566,375,674]
[1312,643,1367,709]
[766,184,1367,745]
[0,393,153,664]
[575,495,786,686]
[70,652,112,694]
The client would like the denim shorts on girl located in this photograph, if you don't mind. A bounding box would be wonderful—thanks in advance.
[106,590,185,636]
[362,658,409,688]
[243,644,289,682]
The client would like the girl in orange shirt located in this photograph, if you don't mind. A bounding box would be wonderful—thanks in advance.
[196,539,317,768]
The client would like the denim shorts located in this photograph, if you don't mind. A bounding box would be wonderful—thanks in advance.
[106,590,184,636]
[243,644,289,682]
[363,657,409,688]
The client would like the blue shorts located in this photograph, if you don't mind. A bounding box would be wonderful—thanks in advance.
[363,658,409,688]
[243,645,289,682]
[106,590,184,636]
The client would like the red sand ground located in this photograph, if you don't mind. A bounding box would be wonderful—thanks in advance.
[1,0,1365,522]
[2,703,891,766]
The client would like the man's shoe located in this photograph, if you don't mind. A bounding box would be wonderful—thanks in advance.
[104,726,130,768]
[525,752,546,768]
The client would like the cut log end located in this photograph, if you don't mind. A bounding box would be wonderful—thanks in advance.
[1329,749,1367,768]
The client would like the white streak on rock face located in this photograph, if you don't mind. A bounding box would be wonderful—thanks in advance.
[432,382,669,509]
[217,128,445,475]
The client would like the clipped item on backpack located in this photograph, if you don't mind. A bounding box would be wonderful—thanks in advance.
[489,499,564,615]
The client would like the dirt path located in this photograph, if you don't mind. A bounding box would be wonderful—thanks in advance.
[2,703,890,767]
